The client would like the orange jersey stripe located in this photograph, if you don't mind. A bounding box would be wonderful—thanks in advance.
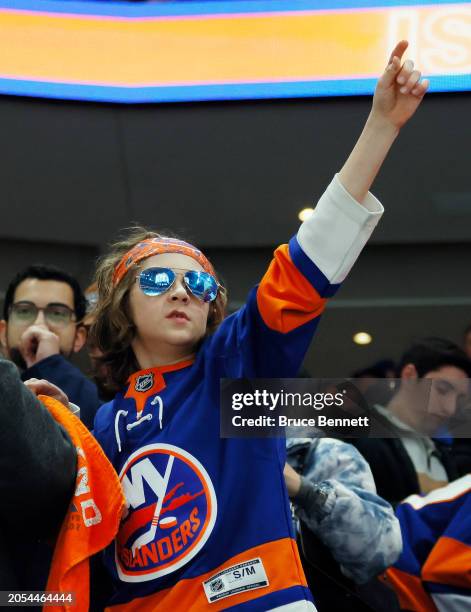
[257,244,326,334]
[423,536,471,590]
[386,567,436,612]
[107,537,307,611]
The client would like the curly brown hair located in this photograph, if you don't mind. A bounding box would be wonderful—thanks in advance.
[89,226,227,394]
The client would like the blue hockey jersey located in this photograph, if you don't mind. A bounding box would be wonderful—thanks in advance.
[93,175,384,611]
[387,474,471,612]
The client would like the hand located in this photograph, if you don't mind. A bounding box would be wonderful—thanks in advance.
[371,40,429,130]
[284,463,302,498]
[24,377,69,407]
[19,324,60,368]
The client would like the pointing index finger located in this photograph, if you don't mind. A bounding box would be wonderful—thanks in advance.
[387,40,408,66]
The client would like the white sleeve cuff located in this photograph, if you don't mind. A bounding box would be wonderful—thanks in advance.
[297,174,384,285]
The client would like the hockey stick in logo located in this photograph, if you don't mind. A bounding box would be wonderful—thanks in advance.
[131,454,174,555]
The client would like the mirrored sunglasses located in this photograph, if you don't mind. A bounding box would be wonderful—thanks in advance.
[137,267,220,303]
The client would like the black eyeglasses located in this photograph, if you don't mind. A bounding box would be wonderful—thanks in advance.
[9,301,77,328]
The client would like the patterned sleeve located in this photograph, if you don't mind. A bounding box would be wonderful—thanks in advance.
[290,438,402,584]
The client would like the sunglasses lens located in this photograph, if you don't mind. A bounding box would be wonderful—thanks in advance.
[139,268,175,296]
[185,271,218,302]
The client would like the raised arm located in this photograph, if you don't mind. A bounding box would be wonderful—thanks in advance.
[210,41,428,380]
[339,40,429,204]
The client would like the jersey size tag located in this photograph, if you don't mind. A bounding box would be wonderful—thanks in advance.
[203,557,269,603]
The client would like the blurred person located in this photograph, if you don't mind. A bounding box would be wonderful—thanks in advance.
[83,280,99,328]
[83,281,115,401]
[0,357,124,610]
[448,358,471,476]
[285,438,401,611]
[387,475,471,611]
[352,359,397,404]
[352,359,396,388]
[0,358,76,593]
[0,264,101,428]
[352,360,396,380]
[451,437,471,477]
[351,338,471,504]
[440,327,471,477]
[463,324,471,360]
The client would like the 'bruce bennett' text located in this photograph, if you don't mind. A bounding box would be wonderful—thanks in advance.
[232,415,370,428]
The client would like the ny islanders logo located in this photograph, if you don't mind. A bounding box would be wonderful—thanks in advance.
[116,443,217,582]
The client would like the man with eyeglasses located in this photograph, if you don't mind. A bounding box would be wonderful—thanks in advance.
[0,264,100,429]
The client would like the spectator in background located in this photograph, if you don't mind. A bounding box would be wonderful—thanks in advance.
[0,357,122,609]
[352,359,396,382]
[0,264,100,428]
[352,359,397,406]
[450,323,471,475]
[451,431,471,477]
[83,281,115,402]
[463,323,471,360]
[350,337,471,505]
[0,357,76,593]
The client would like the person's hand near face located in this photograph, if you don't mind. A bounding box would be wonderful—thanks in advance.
[19,324,62,369]
[0,278,86,369]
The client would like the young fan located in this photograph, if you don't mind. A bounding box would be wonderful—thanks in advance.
[88,41,428,611]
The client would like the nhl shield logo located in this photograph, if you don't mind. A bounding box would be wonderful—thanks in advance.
[135,373,154,393]
[209,578,224,593]
[116,443,217,582]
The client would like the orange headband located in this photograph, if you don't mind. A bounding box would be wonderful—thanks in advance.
[113,237,215,286]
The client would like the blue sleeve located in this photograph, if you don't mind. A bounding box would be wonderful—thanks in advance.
[23,354,101,430]
[388,476,471,611]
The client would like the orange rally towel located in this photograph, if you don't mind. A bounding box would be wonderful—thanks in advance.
[39,395,125,612]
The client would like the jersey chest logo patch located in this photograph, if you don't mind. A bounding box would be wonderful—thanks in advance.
[116,443,217,582]
[135,373,154,393]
